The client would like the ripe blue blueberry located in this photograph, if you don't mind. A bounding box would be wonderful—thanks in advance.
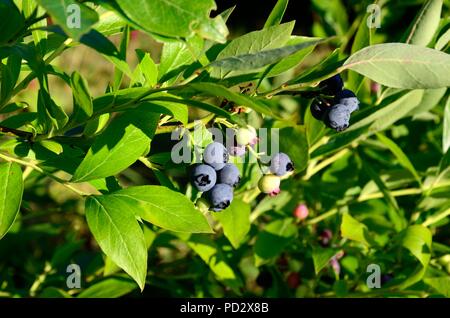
[206,183,234,211]
[203,142,229,170]
[218,163,240,187]
[326,104,351,132]
[319,74,344,96]
[269,152,294,176]
[335,89,359,113]
[310,98,331,121]
[191,164,217,192]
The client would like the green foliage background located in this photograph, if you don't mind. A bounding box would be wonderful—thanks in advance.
[0,0,449,298]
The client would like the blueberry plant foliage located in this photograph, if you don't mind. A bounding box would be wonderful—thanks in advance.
[0,0,449,298]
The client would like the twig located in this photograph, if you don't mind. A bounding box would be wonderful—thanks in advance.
[0,152,89,197]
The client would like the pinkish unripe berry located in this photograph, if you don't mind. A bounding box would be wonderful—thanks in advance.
[293,204,309,220]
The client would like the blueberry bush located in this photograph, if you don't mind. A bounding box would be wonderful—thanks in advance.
[0,0,450,298]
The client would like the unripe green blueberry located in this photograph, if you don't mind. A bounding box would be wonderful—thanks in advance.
[258,175,281,196]
[235,126,257,146]
[438,254,450,266]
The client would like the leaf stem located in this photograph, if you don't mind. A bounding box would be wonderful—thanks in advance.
[0,152,89,197]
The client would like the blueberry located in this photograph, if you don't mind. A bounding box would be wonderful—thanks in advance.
[203,142,229,170]
[191,164,217,192]
[206,183,233,212]
[326,104,351,132]
[319,229,332,247]
[256,270,273,289]
[226,130,247,157]
[228,145,246,157]
[235,126,258,146]
[335,89,359,113]
[218,163,240,187]
[319,74,344,96]
[269,152,294,176]
[258,175,281,196]
[310,98,331,121]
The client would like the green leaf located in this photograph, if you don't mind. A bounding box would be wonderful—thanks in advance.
[134,49,158,87]
[79,30,133,78]
[401,225,432,267]
[0,0,25,46]
[210,38,322,79]
[140,99,188,126]
[107,186,213,233]
[210,21,294,78]
[37,88,69,135]
[158,36,204,83]
[145,95,232,122]
[278,125,309,173]
[254,218,297,266]
[349,90,424,133]
[311,127,367,159]
[0,53,22,106]
[188,235,242,289]
[187,82,275,117]
[264,0,289,28]
[113,0,228,43]
[83,113,110,137]
[404,0,443,47]
[347,3,376,92]
[312,246,336,274]
[409,88,446,118]
[342,43,450,89]
[376,133,421,184]
[340,212,372,246]
[94,10,127,36]
[39,287,71,298]
[361,160,402,228]
[78,276,138,298]
[72,107,159,182]
[36,0,99,40]
[263,36,320,78]
[85,196,148,290]
[70,72,93,124]
[424,277,450,297]
[435,27,450,51]
[0,162,23,239]
[214,199,250,249]
[443,95,450,153]
[305,102,326,146]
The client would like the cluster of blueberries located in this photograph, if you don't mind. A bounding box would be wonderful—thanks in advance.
[190,127,295,212]
[310,74,360,132]
[191,141,239,212]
